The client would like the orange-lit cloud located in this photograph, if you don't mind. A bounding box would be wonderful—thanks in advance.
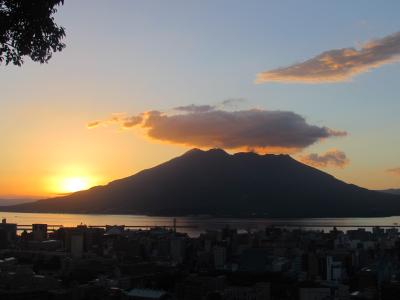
[256,31,400,83]
[387,167,400,176]
[121,115,143,128]
[87,114,144,129]
[299,149,349,168]
[88,107,347,154]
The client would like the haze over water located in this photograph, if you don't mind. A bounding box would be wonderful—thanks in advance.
[2,211,400,237]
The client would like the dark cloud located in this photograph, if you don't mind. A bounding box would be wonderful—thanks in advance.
[89,107,347,153]
[256,31,400,83]
[94,108,344,153]
[174,104,215,113]
[142,109,346,152]
[387,167,400,176]
[299,150,349,168]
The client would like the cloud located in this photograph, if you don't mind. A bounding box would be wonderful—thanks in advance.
[221,98,246,108]
[326,128,347,137]
[87,114,143,129]
[387,167,400,176]
[256,31,400,83]
[299,149,349,168]
[174,100,246,113]
[90,108,347,153]
[87,121,101,128]
[174,104,215,113]
[121,115,143,128]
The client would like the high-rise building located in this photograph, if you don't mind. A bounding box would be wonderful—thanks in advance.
[71,233,84,258]
[170,237,186,264]
[326,256,343,282]
[0,219,17,248]
[32,224,48,241]
[299,288,331,300]
[63,227,86,257]
[213,246,226,270]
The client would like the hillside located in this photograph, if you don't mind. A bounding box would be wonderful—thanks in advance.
[4,149,400,217]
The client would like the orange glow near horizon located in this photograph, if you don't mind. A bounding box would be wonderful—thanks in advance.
[44,165,102,196]
[59,177,90,193]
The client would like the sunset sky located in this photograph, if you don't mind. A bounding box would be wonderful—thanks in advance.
[1,0,400,198]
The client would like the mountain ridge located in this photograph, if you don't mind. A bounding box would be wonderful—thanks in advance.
[3,148,400,217]
[380,189,400,195]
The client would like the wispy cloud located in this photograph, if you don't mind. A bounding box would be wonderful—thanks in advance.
[174,99,246,113]
[387,167,400,176]
[88,106,346,154]
[256,31,400,84]
[174,104,215,113]
[87,121,101,129]
[87,114,143,129]
[220,98,246,108]
[299,149,349,168]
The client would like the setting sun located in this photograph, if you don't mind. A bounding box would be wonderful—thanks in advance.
[43,165,101,196]
[60,177,90,193]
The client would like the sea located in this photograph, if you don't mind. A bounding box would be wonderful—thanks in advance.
[2,211,400,237]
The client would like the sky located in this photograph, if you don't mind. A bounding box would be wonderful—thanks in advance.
[1,0,400,198]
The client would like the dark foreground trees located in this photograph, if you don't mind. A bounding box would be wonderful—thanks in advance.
[0,0,65,66]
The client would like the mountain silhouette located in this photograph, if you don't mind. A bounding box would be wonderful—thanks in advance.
[380,189,400,195]
[4,148,400,217]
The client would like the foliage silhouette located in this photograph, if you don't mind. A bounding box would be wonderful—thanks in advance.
[0,0,65,66]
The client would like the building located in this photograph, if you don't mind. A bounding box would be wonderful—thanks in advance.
[0,218,17,248]
[213,246,227,270]
[176,275,226,300]
[223,283,271,300]
[124,288,173,300]
[299,288,331,300]
[326,256,343,282]
[63,227,85,257]
[32,223,48,241]
[71,233,84,258]
[170,237,186,264]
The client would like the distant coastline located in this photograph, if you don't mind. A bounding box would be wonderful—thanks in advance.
[2,211,400,239]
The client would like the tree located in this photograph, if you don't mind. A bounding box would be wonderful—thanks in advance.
[0,0,65,66]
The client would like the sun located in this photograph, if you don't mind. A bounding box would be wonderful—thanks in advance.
[60,177,90,193]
